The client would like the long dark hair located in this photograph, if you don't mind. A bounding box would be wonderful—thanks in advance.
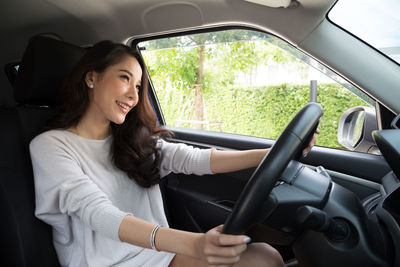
[47,40,170,187]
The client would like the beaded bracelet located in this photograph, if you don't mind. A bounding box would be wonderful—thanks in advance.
[150,225,162,251]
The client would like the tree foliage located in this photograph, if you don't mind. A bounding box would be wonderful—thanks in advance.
[140,30,371,149]
[156,83,367,149]
[142,30,292,92]
[141,30,293,128]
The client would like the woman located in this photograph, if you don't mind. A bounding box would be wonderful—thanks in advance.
[30,40,314,266]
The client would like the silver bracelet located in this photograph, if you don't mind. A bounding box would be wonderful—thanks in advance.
[150,225,162,251]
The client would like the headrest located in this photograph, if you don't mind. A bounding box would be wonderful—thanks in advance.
[14,36,86,105]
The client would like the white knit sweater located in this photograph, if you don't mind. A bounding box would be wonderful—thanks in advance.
[30,129,212,267]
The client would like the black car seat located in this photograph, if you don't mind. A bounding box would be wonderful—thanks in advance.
[0,36,85,266]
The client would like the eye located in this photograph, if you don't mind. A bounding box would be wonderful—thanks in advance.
[136,85,141,90]
[121,75,130,82]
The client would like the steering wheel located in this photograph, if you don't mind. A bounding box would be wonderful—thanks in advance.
[222,103,323,235]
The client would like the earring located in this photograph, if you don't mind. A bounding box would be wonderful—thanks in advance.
[89,84,94,88]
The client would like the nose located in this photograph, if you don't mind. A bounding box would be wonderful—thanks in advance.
[127,84,139,100]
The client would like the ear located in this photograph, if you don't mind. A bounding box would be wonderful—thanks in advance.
[85,71,96,88]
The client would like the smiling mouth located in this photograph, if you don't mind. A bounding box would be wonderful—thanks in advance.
[116,100,131,113]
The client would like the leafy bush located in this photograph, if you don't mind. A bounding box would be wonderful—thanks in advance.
[157,83,368,149]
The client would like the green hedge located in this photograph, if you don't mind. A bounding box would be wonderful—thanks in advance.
[156,83,369,149]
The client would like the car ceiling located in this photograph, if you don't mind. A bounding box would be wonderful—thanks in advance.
[1,0,400,115]
[1,0,333,43]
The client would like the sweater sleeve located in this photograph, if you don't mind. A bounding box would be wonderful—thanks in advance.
[30,133,128,241]
[158,139,213,178]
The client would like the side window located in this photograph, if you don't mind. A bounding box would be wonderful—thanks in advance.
[139,29,374,150]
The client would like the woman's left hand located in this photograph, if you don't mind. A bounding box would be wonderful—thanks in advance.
[302,129,320,157]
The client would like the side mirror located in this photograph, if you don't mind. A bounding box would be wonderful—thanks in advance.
[338,106,379,154]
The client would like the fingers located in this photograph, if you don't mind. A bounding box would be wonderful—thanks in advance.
[303,129,320,157]
[204,242,247,257]
[302,149,311,157]
[208,226,250,247]
[215,224,224,232]
[209,225,248,244]
[202,225,250,266]
[309,135,317,148]
[213,233,250,247]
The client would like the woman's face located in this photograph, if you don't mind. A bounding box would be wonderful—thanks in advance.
[87,55,142,125]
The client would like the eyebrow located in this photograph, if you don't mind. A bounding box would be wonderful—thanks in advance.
[118,69,142,84]
[118,69,133,77]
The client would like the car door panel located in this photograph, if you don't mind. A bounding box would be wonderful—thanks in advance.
[161,172,246,233]
[161,126,390,233]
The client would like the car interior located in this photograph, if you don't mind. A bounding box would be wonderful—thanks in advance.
[1,0,400,266]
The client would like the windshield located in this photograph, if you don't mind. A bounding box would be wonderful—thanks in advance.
[328,0,400,64]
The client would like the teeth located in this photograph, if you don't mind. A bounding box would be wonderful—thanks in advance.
[117,101,129,109]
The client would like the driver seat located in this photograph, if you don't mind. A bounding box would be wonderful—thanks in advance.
[0,36,85,266]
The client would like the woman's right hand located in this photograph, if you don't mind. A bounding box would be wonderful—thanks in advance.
[194,225,250,266]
